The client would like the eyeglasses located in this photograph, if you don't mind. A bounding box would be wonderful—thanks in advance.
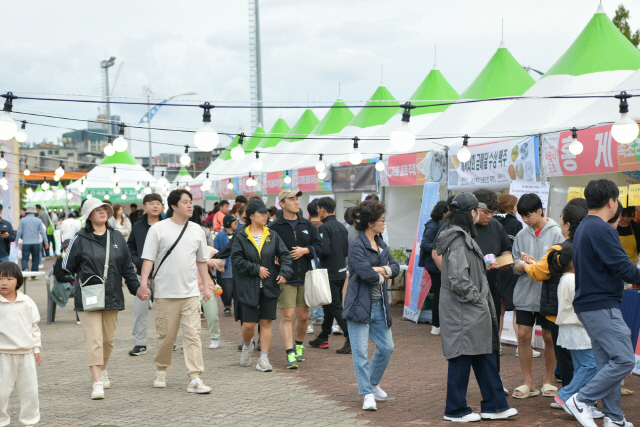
[94,207,107,213]
[376,218,386,223]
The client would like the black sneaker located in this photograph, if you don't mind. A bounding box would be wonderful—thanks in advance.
[129,345,147,356]
[309,338,329,349]
[336,341,351,354]
[223,308,232,317]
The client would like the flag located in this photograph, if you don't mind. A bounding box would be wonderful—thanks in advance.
[139,99,169,124]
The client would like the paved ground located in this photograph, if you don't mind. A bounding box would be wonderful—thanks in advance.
[5,257,640,426]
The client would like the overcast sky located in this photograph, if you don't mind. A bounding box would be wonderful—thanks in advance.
[1,0,638,159]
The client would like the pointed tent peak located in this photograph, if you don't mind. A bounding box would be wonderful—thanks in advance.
[258,118,291,149]
[57,183,64,189]
[459,45,535,100]
[544,7,640,77]
[245,125,266,152]
[100,149,140,166]
[218,134,241,161]
[282,109,320,143]
[348,85,400,128]
[596,3,605,14]
[310,98,355,136]
[35,186,43,192]
[499,40,507,49]
[409,69,459,116]
[178,166,191,177]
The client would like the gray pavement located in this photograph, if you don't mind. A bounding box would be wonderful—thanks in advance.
[5,275,370,427]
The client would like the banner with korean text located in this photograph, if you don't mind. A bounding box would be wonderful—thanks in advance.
[449,136,539,190]
[264,171,292,194]
[293,167,331,192]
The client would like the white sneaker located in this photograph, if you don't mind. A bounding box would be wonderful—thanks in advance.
[515,347,541,358]
[154,371,166,388]
[591,407,604,419]
[604,417,634,427]
[256,357,273,372]
[363,393,377,411]
[76,321,81,325]
[565,393,597,427]
[481,408,518,420]
[209,339,220,349]
[306,323,315,334]
[503,385,509,396]
[372,384,387,401]
[332,323,343,335]
[187,378,211,394]
[431,326,441,336]
[240,342,254,366]
[91,382,104,400]
[100,370,110,389]
[444,413,481,422]
[499,344,502,356]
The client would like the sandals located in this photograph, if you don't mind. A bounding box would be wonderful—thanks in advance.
[622,387,634,396]
[512,385,540,399]
[541,384,558,397]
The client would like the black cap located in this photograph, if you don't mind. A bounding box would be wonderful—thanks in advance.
[61,239,72,249]
[223,213,237,228]
[451,192,479,212]
[246,199,269,215]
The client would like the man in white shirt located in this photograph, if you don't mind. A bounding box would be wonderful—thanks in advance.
[139,189,212,394]
[59,212,82,241]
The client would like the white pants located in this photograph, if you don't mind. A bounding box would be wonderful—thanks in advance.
[0,353,39,426]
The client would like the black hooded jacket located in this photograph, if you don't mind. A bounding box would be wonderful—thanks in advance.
[318,215,349,280]
[63,228,139,311]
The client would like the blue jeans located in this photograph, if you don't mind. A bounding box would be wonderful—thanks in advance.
[21,243,41,272]
[577,308,635,422]
[556,348,597,404]
[312,306,324,322]
[347,299,394,396]
[445,353,509,418]
[0,256,9,263]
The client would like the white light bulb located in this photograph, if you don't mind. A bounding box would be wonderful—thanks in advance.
[134,183,141,191]
[180,153,191,166]
[349,148,363,165]
[26,187,33,195]
[569,138,584,155]
[457,147,471,163]
[0,177,7,186]
[230,145,245,161]
[55,166,64,176]
[390,121,416,152]
[2,185,7,191]
[185,185,191,192]
[79,184,86,193]
[144,186,152,194]
[67,193,73,200]
[284,174,292,184]
[104,194,110,200]
[0,111,17,141]
[0,158,7,169]
[111,174,119,184]
[15,129,27,143]
[317,171,327,180]
[611,112,639,145]
[104,143,116,156]
[41,181,49,191]
[121,194,127,200]
[203,179,211,189]
[158,176,168,186]
[54,175,60,182]
[23,168,30,176]
[86,194,93,199]
[227,182,234,190]
[113,135,128,152]
[253,159,263,171]
[136,193,143,199]
[113,185,121,194]
[375,160,385,171]
[316,161,326,172]
[194,123,219,151]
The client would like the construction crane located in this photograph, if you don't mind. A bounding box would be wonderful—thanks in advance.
[248,0,263,130]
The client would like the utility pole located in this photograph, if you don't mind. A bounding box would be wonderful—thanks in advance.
[100,57,116,134]
[143,85,154,175]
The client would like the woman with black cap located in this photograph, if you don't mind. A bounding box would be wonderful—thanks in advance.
[231,199,292,373]
[436,192,517,422]
[62,198,141,400]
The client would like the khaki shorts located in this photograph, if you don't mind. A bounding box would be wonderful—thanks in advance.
[278,283,307,308]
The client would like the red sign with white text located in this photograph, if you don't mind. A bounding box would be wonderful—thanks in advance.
[265,172,283,194]
[190,185,204,201]
[557,125,617,176]
[386,152,427,186]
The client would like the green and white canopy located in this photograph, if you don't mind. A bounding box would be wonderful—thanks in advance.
[172,166,192,187]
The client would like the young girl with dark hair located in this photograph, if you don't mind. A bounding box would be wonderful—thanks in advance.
[546,244,604,419]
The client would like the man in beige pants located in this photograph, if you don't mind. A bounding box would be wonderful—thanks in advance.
[139,189,213,394]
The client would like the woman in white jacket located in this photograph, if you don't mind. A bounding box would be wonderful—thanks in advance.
[547,243,604,420]
[112,204,132,240]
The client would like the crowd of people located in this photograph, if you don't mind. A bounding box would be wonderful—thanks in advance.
[1,178,639,425]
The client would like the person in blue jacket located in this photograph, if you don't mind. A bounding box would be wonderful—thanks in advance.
[343,200,399,411]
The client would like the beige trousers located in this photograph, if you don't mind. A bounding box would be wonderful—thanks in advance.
[78,310,119,367]
[0,353,39,427]
[154,297,204,380]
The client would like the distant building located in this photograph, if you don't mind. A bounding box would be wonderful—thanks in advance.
[20,142,78,173]
[61,115,128,170]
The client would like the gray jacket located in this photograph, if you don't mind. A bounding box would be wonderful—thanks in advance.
[512,219,564,312]
[436,225,498,360]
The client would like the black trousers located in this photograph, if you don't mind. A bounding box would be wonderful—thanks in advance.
[218,276,235,308]
[318,279,349,342]
[427,270,442,327]
[548,321,574,387]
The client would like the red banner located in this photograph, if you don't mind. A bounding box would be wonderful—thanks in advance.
[265,172,284,194]
[387,152,427,186]
[220,179,235,198]
[557,125,617,176]
[190,185,204,201]
[295,167,331,192]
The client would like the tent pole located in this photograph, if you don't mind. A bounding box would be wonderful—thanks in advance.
[444,145,450,200]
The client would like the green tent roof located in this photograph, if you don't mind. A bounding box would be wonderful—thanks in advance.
[282,109,320,143]
[545,5,640,77]
[100,149,139,166]
[177,166,191,177]
[410,69,460,116]
[258,118,291,149]
[310,98,354,135]
[348,86,399,128]
[244,125,266,152]
[218,134,241,161]
[459,43,535,100]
